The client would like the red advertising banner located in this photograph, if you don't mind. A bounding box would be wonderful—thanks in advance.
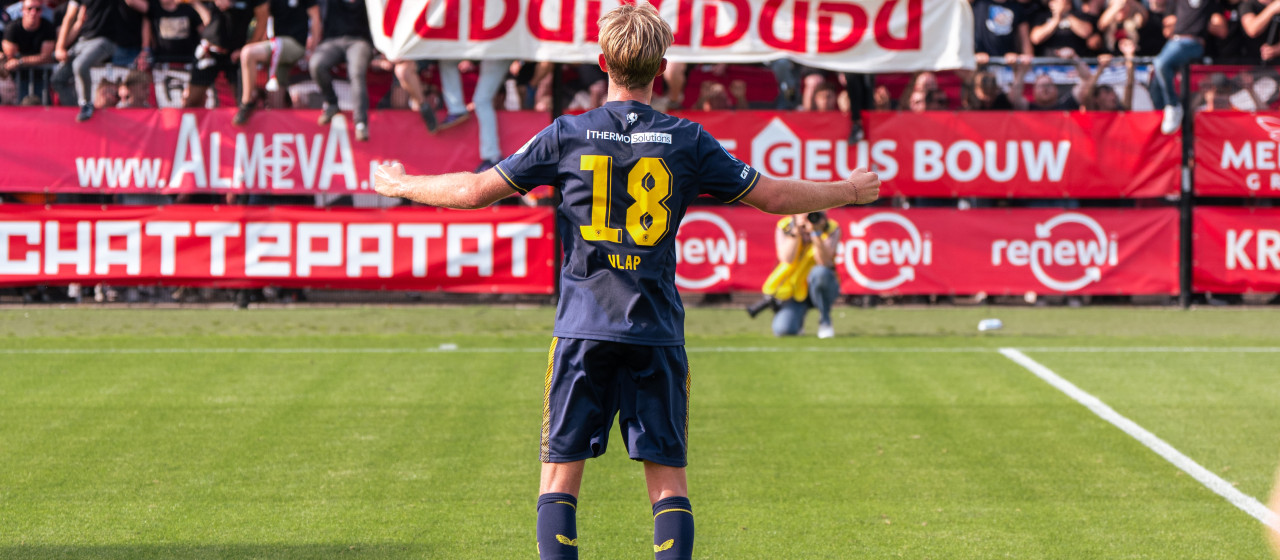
[1193,207,1280,293]
[1,204,1176,295]
[4,108,1180,201]
[368,0,974,73]
[0,108,549,195]
[857,111,1181,198]
[1195,112,1280,197]
[0,205,556,292]
[679,111,1180,199]
[674,206,1178,295]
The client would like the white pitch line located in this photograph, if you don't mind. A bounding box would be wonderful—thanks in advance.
[1016,347,1280,353]
[999,348,1280,530]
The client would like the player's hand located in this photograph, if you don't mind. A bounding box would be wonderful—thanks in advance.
[55,47,67,63]
[847,168,880,205]
[374,162,406,198]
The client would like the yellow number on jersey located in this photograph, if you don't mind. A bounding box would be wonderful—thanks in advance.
[579,155,672,246]
[625,158,672,247]
[579,155,622,243]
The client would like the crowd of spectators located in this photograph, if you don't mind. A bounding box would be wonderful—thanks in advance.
[0,0,1269,160]
[0,0,1275,136]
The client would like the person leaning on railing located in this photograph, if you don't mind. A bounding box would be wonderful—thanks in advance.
[2,0,56,104]
[1074,47,1136,111]
[962,67,1017,110]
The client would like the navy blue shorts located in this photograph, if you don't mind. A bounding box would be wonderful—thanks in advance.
[541,337,690,468]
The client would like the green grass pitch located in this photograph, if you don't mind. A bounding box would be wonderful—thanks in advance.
[1,306,1278,559]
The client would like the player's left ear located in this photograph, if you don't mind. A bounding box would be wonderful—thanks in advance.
[658,58,667,75]
[598,54,608,73]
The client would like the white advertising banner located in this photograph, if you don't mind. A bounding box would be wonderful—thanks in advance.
[367,0,974,72]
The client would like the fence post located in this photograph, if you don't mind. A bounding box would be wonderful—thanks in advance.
[1178,64,1194,309]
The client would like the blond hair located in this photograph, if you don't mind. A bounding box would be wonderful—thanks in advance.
[597,3,673,90]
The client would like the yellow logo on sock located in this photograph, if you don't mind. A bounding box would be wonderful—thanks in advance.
[556,535,578,547]
[654,539,674,552]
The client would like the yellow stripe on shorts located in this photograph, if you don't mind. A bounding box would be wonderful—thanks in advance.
[540,337,558,462]
[684,363,691,446]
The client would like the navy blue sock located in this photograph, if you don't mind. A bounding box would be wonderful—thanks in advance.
[537,492,578,560]
[652,496,694,560]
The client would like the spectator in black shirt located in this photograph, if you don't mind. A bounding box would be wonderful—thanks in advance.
[115,2,145,65]
[185,0,266,108]
[1243,0,1280,62]
[1206,0,1258,62]
[3,0,55,102]
[233,0,319,124]
[131,0,202,65]
[0,0,57,34]
[310,0,371,140]
[1152,0,1224,134]
[1031,0,1097,57]
[972,0,1034,64]
[1099,0,1167,56]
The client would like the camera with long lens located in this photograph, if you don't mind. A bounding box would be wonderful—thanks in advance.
[806,211,826,228]
[746,295,778,319]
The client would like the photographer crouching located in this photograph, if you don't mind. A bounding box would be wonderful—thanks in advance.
[746,211,842,339]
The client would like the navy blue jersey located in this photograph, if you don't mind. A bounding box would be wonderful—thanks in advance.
[496,100,759,345]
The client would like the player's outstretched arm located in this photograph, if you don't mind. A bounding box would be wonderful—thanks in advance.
[373,162,514,209]
[742,168,880,215]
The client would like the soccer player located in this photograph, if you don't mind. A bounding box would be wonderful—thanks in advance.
[372,5,879,558]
